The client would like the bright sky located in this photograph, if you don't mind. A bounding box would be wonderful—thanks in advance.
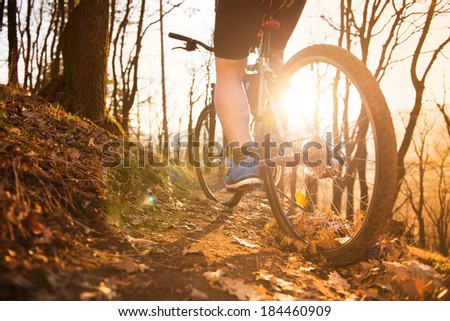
[1,1,448,140]
[147,1,449,141]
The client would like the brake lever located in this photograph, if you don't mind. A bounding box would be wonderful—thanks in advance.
[185,41,197,51]
[172,41,198,52]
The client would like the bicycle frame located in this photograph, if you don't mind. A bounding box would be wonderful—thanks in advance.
[253,17,287,145]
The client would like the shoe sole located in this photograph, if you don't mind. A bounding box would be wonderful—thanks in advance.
[225,177,263,190]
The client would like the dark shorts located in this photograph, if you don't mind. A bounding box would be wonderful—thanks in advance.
[214,0,306,60]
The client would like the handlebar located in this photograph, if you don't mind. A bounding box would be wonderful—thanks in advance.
[168,32,214,52]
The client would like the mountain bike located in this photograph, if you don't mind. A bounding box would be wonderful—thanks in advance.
[168,15,397,266]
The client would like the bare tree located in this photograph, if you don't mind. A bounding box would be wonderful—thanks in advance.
[33,2,58,93]
[49,0,66,78]
[8,1,80,94]
[327,1,450,203]
[160,0,169,157]
[29,2,46,92]
[109,0,183,134]
[403,116,434,248]
[186,65,203,159]
[437,103,450,138]
[325,0,413,218]
[110,0,131,121]
[21,0,33,89]
[112,0,146,133]
[7,0,19,85]
[323,0,417,81]
[396,0,450,192]
[424,143,450,256]
[434,82,449,139]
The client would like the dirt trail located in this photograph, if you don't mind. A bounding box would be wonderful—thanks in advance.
[0,90,448,301]
[5,184,447,301]
[115,189,342,301]
[111,188,450,301]
[1,152,449,301]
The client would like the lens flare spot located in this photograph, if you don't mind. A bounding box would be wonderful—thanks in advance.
[144,194,155,206]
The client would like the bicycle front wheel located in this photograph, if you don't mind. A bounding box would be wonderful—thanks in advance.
[263,44,397,266]
[194,104,243,208]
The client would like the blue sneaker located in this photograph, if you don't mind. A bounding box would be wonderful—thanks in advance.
[225,156,262,189]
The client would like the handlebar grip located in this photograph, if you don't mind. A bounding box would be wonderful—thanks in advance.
[168,32,192,42]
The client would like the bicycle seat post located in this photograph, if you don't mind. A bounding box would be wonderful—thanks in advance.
[260,17,280,66]
[254,16,280,142]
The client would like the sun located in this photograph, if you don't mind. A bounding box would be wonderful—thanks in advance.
[282,80,320,135]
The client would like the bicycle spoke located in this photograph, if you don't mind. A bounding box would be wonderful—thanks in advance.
[316,178,353,235]
[261,45,396,265]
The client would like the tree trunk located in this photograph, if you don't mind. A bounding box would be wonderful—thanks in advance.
[397,91,424,184]
[23,0,33,89]
[50,0,65,78]
[121,0,146,134]
[61,0,115,129]
[7,0,19,85]
[160,0,169,157]
[437,219,448,256]
[417,214,426,248]
[188,88,194,162]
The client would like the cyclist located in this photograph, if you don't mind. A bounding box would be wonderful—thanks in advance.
[214,0,306,189]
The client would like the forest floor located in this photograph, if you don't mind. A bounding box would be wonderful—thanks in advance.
[1,88,449,301]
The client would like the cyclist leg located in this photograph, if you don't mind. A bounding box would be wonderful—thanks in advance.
[214,0,264,188]
[214,58,252,147]
[270,0,307,72]
[214,0,263,155]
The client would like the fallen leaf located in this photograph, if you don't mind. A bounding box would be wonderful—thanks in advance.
[126,235,155,251]
[204,269,225,283]
[115,257,146,273]
[80,282,117,301]
[256,270,295,291]
[382,261,441,299]
[204,269,265,300]
[328,271,351,292]
[226,263,238,270]
[231,235,259,249]
[220,278,259,300]
[98,282,117,300]
[182,247,203,256]
[299,266,316,271]
[219,277,265,300]
[437,288,448,300]
[80,292,97,300]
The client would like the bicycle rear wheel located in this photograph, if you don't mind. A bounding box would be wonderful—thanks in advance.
[194,105,243,208]
[262,44,397,266]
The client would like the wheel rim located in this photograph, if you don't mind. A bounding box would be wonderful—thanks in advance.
[195,108,242,205]
[272,56,380,252]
